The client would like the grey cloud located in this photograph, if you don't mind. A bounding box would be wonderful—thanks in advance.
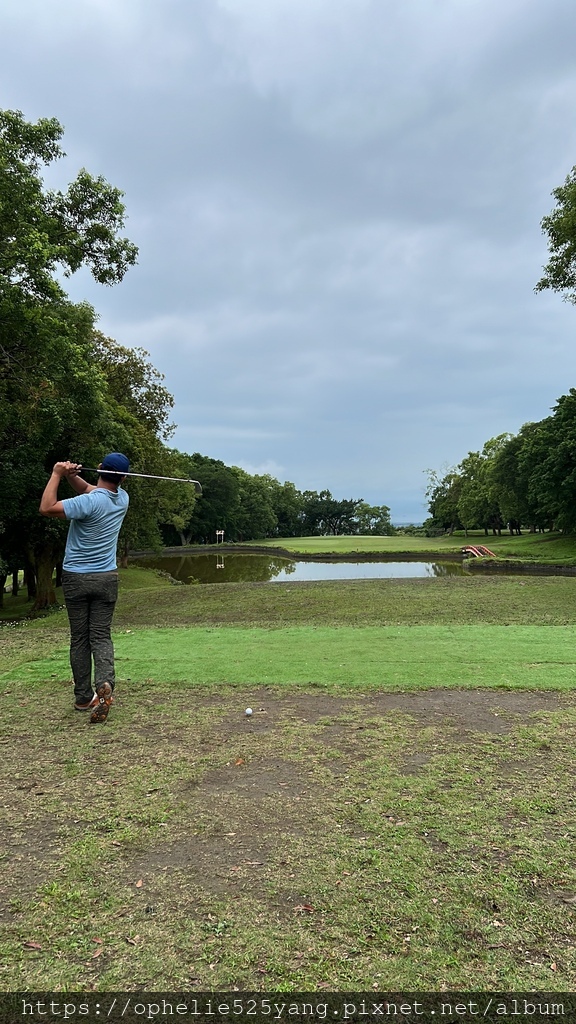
[3,0,576,519]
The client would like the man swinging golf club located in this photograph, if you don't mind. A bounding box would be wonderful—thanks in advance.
[39,453,130,723]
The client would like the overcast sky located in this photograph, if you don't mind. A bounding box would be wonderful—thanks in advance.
[3,0,576,521]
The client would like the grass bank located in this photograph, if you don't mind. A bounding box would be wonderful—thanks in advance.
[7,568,576,631]
[247,531,576,564]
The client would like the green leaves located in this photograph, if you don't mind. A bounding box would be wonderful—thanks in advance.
[50,170,138,284]
[536,166,576,303]
[93,333,175,440]
[0,109,138,298]
[0,109,64,167]
[0,107,139,607]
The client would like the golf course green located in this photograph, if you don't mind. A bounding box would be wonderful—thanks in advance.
[1,534,575,992]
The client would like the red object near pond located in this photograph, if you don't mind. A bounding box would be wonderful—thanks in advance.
[461,545,496,557]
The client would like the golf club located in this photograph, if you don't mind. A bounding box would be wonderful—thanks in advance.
[81,468,202,493]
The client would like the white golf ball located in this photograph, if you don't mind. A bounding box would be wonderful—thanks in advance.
[245,707,253,716]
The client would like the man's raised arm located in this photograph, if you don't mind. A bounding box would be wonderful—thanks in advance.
[39,462,94,518]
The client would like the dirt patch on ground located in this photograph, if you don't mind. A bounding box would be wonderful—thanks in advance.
[107,690,575,904]
[2,688,575,935]
[217,687,571,736]
[366,688,566,732]
[0,815,63,921]
[220,683,541,750]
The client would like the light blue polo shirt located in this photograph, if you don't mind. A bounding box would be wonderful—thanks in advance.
[62,487,129,573]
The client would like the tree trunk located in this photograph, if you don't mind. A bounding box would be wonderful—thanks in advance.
[55,561,63,588]
[119,539,129,569]
[31,544,58,613]
[24,561,37,598]
[24,546,37,598]
[0,574,6,609]
[11,570,19,597]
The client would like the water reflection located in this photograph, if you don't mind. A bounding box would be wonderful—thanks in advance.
[134,552,465,584]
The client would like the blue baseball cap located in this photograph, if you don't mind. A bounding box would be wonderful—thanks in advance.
[101,452,130,474]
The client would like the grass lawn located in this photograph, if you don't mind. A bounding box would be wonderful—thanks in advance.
[4,624,576,691]
[247,535,467,554]
[248,530,576,564]
[1,565,576,992]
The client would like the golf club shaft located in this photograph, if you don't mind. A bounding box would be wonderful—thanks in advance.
[81,468,202,493]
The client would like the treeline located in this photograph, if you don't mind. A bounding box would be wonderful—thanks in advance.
[0,110,392,612]
[160,456,394,547]
[426,389,576,536]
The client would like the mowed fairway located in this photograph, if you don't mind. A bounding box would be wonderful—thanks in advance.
[5,624,576,691]
[1,568,576,991]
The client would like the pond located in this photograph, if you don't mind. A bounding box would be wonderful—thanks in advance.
[133,552,466,584]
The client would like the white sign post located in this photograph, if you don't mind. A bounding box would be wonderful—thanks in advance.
[216,530,225,569]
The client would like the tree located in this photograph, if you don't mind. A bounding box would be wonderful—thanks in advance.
[99,404,176,561]
[299,491,325,536]
[229,468,278,541]
[176,455,240,544]
[354,502,395,535]
[90,341,190,560]
[425,468,463,534]
[490,426,542,532]
[297,489,361,536]
[0,296,117,609]
[536,167,576,303]
[154,450,198,550]
[92,333,175,440]
[524,390,576,533]
[457,437,509,536]
[0,109,137,300]
[263,478,303,537]
[321,494,361,536]
[0,109,138,609]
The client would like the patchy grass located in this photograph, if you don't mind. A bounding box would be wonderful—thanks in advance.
[1,685,575,990]
[8,573,576,638]
[115,573,576,628]
[2,565,576,991]
[0,567,169,624]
